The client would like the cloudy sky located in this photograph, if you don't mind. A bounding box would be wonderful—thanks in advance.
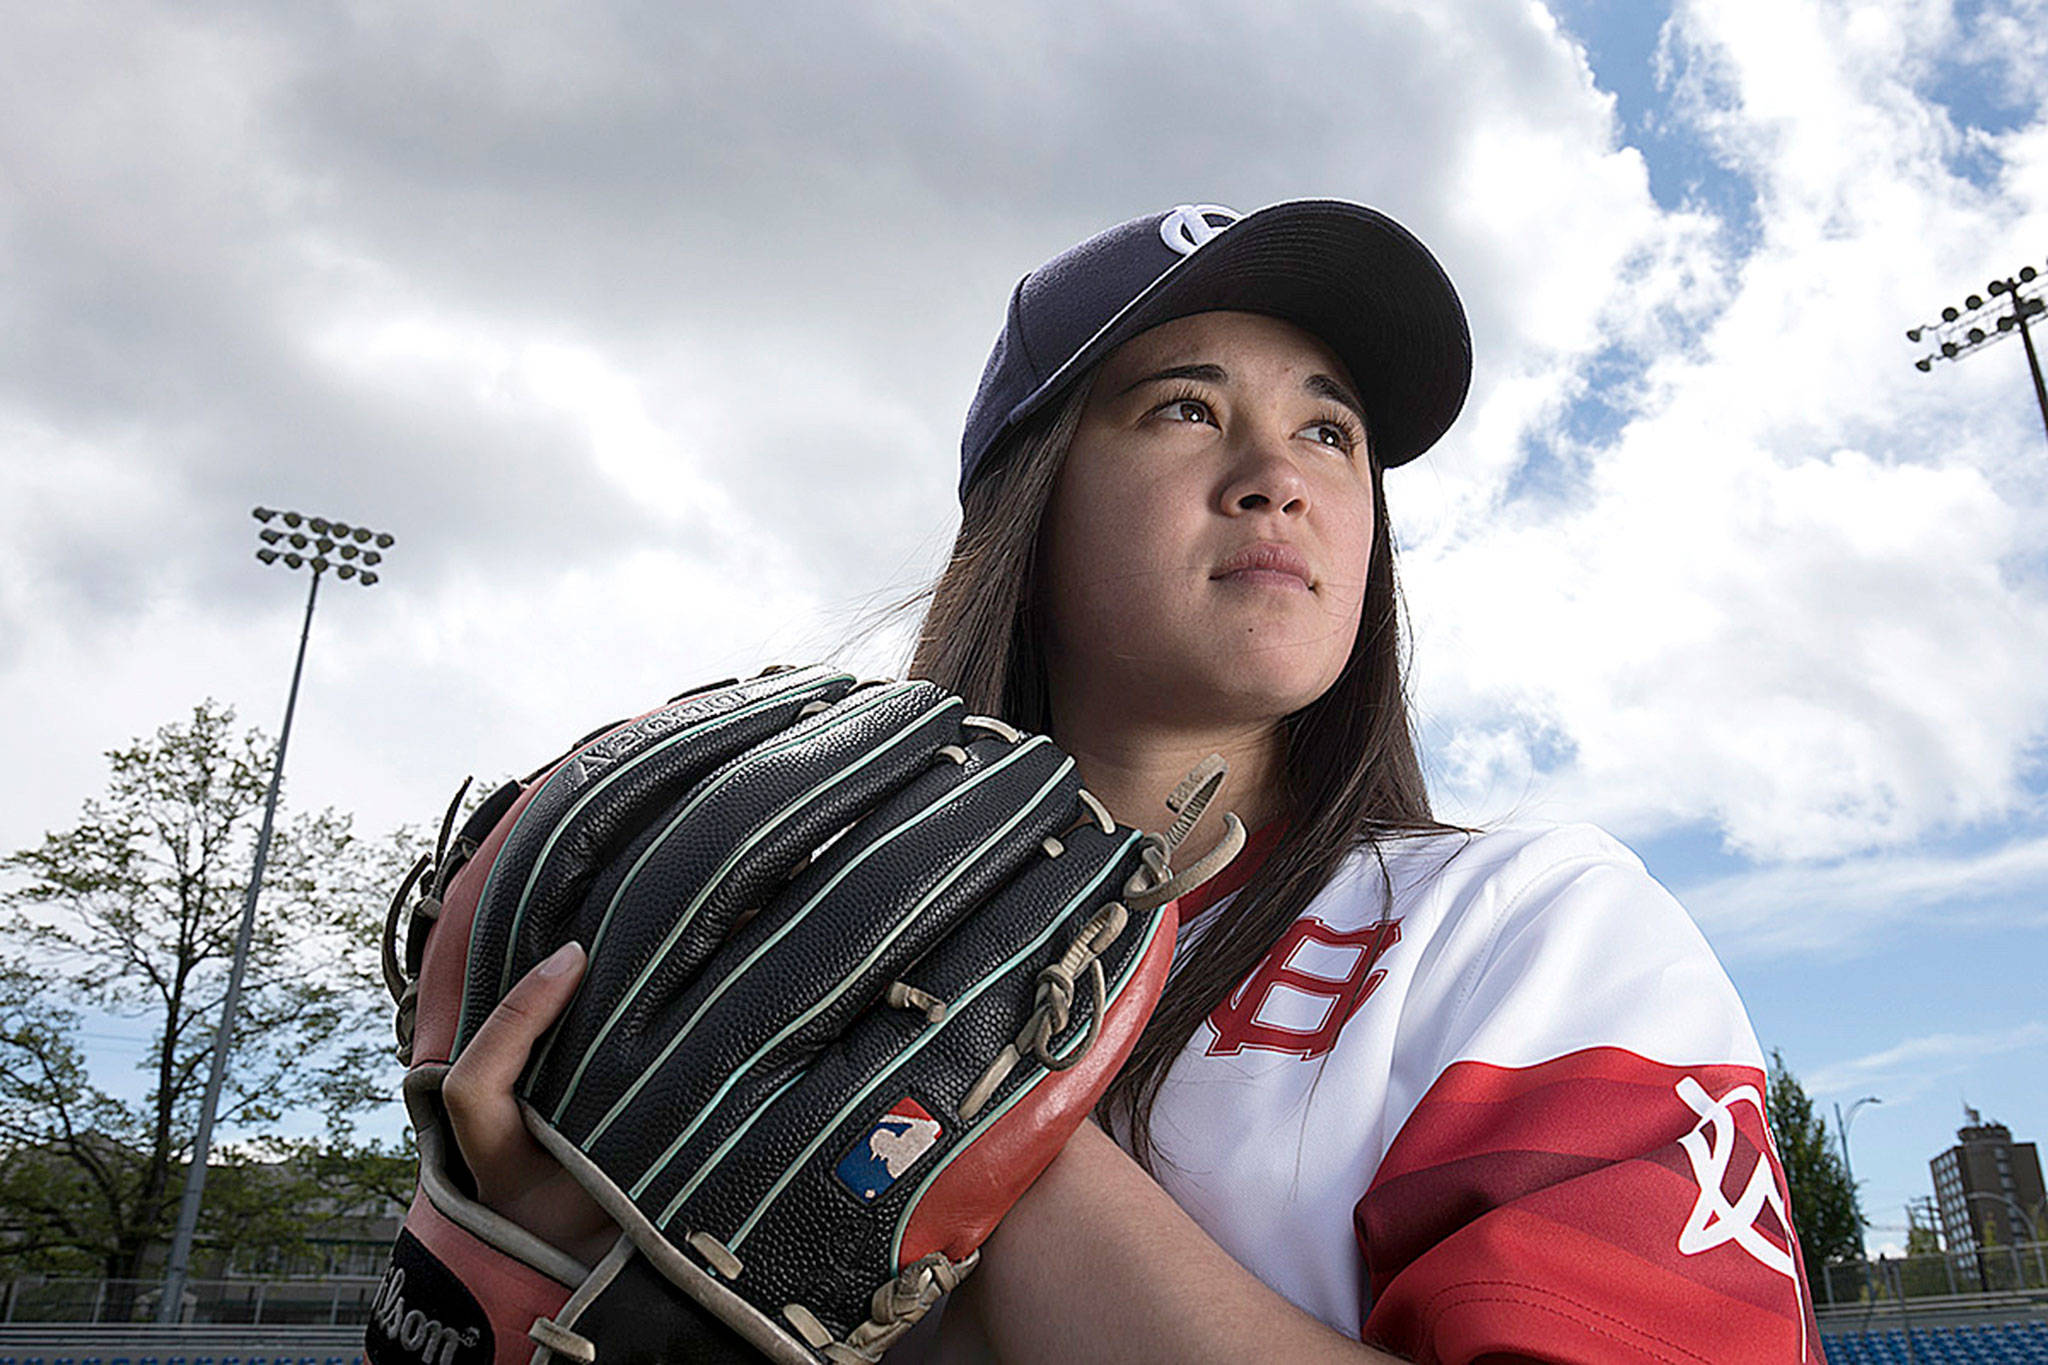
[4,0,2045,1254]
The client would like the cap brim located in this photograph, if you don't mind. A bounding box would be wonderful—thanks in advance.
[1006,199,1471,468]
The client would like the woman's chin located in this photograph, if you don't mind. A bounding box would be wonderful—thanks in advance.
[1182,651,1347,724]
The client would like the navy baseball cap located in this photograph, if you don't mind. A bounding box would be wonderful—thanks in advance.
[959,199,1471,498]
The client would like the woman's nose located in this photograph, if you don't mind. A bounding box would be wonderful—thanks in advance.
[1220,434,1311,517]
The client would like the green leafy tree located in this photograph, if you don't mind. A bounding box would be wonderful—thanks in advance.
[0,701,411,1292]
[1765,1049,1865,1266]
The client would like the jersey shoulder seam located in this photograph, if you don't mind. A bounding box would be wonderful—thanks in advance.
[1435,827,1648,1071]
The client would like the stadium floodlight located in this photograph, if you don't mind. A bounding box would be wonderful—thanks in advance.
[161,506,401,1324]
[1909,253,2048,450]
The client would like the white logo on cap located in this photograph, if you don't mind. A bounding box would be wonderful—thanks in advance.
[1159,204,1241,256]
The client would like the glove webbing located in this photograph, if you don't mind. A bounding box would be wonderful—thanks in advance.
[384,775,530,1064]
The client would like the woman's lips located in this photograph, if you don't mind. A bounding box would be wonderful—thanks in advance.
[1211,541,1313,590]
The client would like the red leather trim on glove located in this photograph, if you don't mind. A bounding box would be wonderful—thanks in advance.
[897,901,1179,1268]
[405,1189,575,1365]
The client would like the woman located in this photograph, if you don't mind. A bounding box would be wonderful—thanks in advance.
[445,201,1823,1362]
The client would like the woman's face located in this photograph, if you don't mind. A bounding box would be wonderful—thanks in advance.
[1039,310,1376,734]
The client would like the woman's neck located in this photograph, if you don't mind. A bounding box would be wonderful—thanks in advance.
[1046,708,1288,861]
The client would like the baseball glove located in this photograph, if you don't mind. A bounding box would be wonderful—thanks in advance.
[370,665,1241,1365]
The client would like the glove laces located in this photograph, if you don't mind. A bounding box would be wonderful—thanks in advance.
[958,755,1244,1121]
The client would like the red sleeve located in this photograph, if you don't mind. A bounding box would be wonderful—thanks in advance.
[1355,1047,1824,1364]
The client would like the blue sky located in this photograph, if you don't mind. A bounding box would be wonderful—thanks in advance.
[2,0,2045,1265]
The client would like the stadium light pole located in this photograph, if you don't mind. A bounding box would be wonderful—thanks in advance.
[1907,255,2048,451]
[157,507,397,1324]
[1836,1096,1882,1257]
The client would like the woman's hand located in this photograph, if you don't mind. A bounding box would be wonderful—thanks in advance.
[439,941,621,1266]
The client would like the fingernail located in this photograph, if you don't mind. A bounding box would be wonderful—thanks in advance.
[538,942,583,978]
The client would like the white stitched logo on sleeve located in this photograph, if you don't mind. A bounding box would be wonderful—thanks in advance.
[1675,1074,1808,1358]
[1674,1075,1792,1274]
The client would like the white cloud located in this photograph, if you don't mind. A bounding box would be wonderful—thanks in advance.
[1681,828,2048,957]
[1410,0,2048,866]
[1808,1021,2048,1102]
[0,0,1694,849]
[2,0,2045,967]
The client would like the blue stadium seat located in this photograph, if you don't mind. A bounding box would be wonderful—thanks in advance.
[1816,1324,2048,1365]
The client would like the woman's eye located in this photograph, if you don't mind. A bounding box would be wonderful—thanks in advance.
[1305,420,1357,452]
[1158,398,1213,425]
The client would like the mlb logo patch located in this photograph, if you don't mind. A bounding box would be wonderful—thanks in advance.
[836,1097,943,1202]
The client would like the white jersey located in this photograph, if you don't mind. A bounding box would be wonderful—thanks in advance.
[1130,821,1823,1363]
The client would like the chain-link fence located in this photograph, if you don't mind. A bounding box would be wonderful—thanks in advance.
[8,1246,2045,1325]
[0,1276,382,1325]
[1813,1241,2048,1306]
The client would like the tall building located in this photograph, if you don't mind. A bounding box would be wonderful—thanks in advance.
[1930,1108,2046,1254]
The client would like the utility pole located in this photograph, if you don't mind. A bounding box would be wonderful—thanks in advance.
[156,507,396,1324]
[1909,255,2048,450]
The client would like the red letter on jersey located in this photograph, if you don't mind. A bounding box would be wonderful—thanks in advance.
[1206,918,1401,1060]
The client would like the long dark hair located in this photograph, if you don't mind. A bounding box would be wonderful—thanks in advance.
[908,368,1455,1170]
